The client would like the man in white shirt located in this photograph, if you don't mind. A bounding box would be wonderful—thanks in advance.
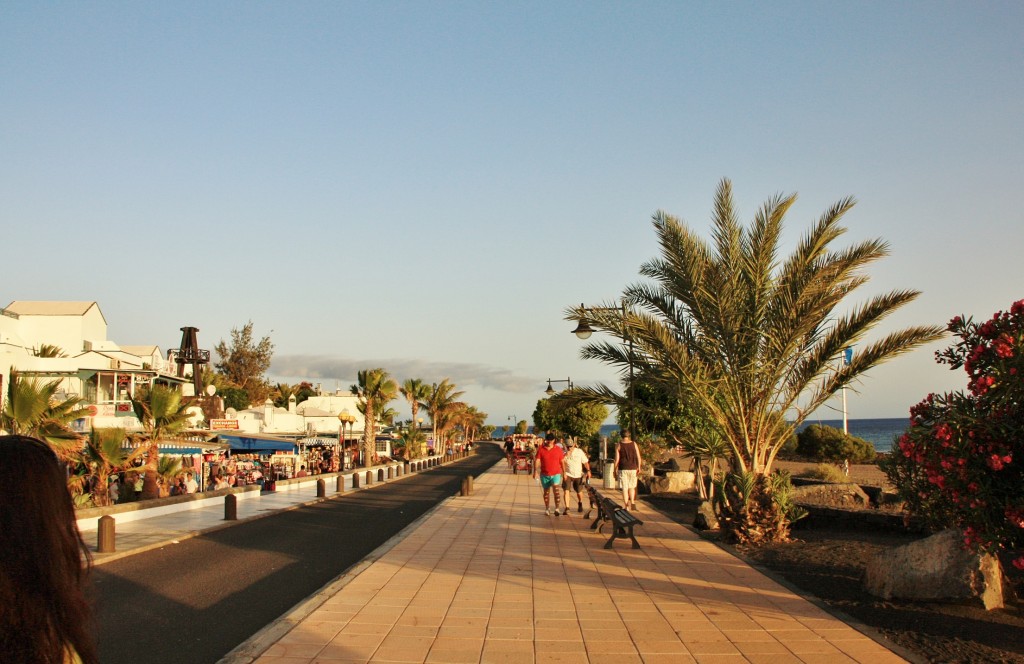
[561,438,592,514]
[183,472,199,494]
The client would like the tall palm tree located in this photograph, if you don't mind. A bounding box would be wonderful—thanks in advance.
[422,379,464,454]
[399,378,432,431]
[131,385,192,499]
[351,368,398,467]
[1,369,89,461]
[569,179,945,538]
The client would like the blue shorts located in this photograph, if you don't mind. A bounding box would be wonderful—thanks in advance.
[540,474,562,489]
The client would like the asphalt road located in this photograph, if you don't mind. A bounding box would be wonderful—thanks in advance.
[90,444,505,664]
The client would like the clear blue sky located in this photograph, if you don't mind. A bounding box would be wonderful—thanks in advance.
[3,2,1022,428]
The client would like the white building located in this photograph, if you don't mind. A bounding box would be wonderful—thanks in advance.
[1,300,375,446]
[0,301,188,432]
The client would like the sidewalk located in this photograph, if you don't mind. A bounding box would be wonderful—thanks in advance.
[225,462,910,664]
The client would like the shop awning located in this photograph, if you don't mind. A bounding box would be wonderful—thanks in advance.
[122,439,228,455]
[218,432,301,453]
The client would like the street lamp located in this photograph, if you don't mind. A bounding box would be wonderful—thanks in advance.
[545,377,573,395]
[338,409,356,466]
[570,299,635,432]
[508,414,518,436]
[841,347,854,435]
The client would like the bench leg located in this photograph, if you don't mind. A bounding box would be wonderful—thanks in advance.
[626,525,641,549]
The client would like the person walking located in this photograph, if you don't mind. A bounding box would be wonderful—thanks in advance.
[613,429,642,510]
[533,433,566,515]
[0,435,100,664]
[561,438,591,513]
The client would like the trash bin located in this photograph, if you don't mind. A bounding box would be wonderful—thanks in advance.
[603,461,616,489]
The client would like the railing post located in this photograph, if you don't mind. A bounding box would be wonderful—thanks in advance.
[97,515,116,553]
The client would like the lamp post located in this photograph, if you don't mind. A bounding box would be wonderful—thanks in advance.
[545,377,573,395]
[570,299,635,432]
[508,414,518,437]
[841,346,854,435]
[338,409,356,467]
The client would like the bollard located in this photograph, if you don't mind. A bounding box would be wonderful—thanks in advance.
[316,478,326,498]
[224,493,238,520]
[378,468,385,482]
[404,462,411,475]
[336,474,345,493]
[387,466,393,479]
[460,475,473,496]
[352,472,361,489]
[366,470,373,485]
[97,515,116,553]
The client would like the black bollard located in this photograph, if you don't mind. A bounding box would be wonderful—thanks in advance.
[224,493,237,520]
[378,468,385,482]
[336,474,345,493]
[97,515,115,553]
[352,472,361,489]
[316,478,326,497]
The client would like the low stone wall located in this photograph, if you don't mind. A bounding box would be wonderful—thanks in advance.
[76,484,261,531]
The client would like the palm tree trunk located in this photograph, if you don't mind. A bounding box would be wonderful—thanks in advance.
[362,398,374,468]
[142,441,160,499]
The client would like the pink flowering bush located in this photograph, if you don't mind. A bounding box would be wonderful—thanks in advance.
[884,299,1024,571]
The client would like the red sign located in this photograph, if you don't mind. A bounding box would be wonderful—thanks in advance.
[88,405,98,417]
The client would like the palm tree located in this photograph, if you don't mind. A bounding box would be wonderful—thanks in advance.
[34,344,66,358]
[453,404,487,446]
[400,378,432,432]
[1,369,90,461]
[397,425,426,459]
[569,179,945,540]
[156,455,184,496]
[422,379,464,454]
[131,385,192,499]
[273,382,295,408]
[69,428,146,506]
[351,368,398,467]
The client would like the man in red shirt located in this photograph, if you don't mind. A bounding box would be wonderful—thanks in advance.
[533,433,566,515]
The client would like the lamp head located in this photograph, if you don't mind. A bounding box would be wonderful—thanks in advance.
[571,319,594,339]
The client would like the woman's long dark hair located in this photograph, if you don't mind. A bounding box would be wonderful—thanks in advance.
[0,435,98,664]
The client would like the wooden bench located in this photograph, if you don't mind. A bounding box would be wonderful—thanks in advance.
[586,485,644,549]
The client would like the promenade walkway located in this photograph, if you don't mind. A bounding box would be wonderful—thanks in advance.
[226,459,910,664]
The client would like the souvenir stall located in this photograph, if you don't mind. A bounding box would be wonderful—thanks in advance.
[216,433,303,489]
[299,437,340,473]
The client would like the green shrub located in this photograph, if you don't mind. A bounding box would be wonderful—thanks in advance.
[796,424,875,463]
[796,463,847,483]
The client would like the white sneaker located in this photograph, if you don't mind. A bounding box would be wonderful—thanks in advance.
[545,509,551,516]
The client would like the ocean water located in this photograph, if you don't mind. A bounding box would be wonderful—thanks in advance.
[597,417,908,453]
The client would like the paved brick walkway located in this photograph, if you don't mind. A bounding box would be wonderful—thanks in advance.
[232,461,908,664]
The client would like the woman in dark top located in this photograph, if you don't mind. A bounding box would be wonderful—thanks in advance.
[613,429,642,510]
